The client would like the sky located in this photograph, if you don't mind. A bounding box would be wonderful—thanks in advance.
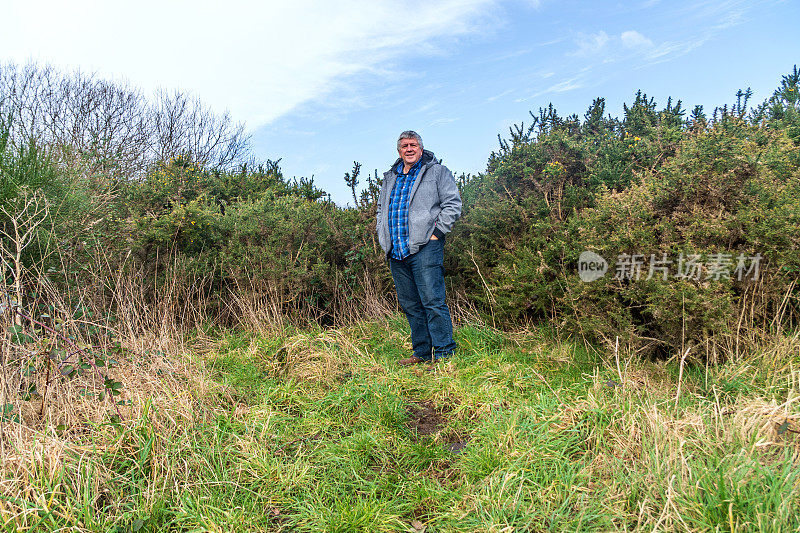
[2,0,798,204]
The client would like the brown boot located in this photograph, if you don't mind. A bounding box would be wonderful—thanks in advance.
[398,355,426,366]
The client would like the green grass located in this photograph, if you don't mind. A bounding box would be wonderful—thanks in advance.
[4,319,800,532]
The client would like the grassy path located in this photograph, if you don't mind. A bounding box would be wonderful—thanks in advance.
[4,318,800,531]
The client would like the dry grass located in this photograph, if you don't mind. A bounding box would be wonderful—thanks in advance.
[0,328,217,526]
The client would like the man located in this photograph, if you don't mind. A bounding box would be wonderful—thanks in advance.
[376,131,462,365]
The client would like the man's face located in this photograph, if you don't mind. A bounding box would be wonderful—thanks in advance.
[398,137,422,167]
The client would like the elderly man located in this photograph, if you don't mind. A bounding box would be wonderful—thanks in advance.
[376,131,462,365]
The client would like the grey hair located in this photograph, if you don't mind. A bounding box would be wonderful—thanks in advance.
[397,130,423,151]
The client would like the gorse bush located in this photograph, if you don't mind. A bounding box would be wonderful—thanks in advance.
[449,68,800,357]
[566,120,799,356]
[117,156,389,324]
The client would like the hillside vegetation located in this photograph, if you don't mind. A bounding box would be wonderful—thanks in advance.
[0,63,799,531]
[1,63,798,345]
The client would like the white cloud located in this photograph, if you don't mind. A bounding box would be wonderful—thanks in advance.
[429,117,457,126]
[621,30,654,49]
[570,31,610,56]
[547,78,583,93]
[516,76,583,101]
[486,89,515,102]
[571,29,654,59]
[0,0,500,128]
[634,0,768,67]
[639,37,708,66]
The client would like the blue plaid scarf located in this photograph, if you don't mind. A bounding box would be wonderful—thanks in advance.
[388,158,424,260]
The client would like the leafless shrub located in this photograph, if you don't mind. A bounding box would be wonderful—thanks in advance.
[0,61,250,178]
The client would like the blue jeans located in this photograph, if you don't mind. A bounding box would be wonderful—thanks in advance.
[389,237,456,361]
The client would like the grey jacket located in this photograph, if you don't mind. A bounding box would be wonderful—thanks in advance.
[376,150,462,258]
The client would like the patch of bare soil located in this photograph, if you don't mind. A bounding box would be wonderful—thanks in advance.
[406,401,470,455]
[407,401,445,436]
[445,440,468,454]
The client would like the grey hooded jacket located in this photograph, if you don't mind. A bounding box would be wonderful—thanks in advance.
[376,150,462,258]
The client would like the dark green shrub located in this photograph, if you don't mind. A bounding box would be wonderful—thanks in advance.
[449,69,800,356]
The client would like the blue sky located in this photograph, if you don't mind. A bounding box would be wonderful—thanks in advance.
[2,0,798,204]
